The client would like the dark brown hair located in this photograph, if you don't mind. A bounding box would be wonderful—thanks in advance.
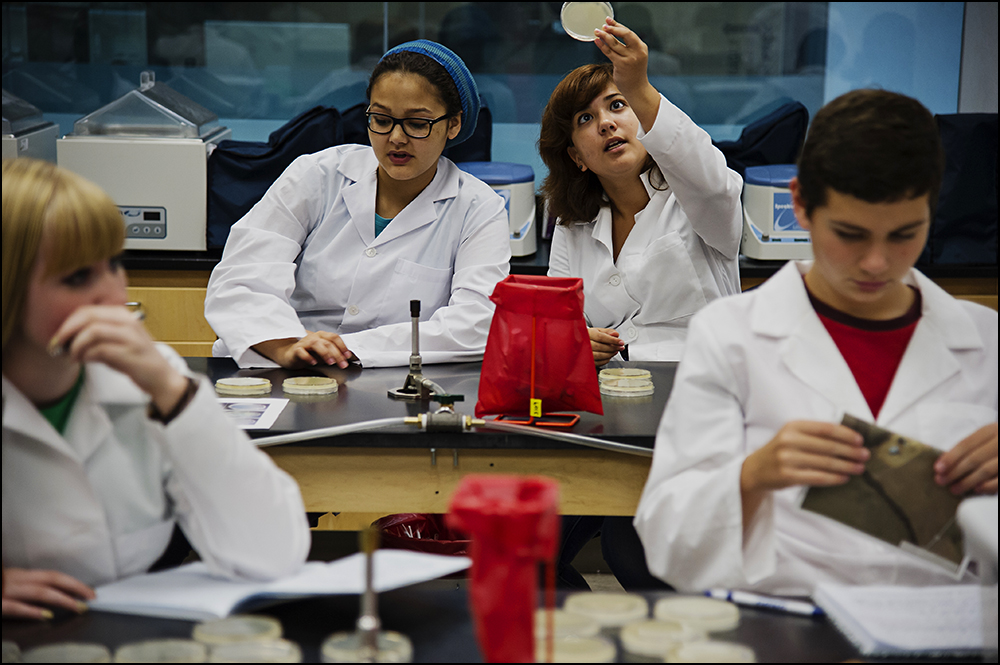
[539,64,664,225]
[366,50,462,118]
[796,88,944,218]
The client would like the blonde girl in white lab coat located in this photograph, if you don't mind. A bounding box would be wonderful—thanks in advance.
[2,159,310,620]
[205,41,510,369]
[635,90,998,595]
[542,18,742,366]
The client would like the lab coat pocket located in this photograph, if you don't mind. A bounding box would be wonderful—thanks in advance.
[916,403,997,452]
[627,232,708,324]
[113,519,176,578]
[380,259,453,325]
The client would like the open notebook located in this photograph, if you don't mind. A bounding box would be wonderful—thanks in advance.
[814,583,985,656]
[89,550,471,622]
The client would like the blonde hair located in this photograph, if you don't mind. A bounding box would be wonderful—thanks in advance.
[2,158,125,352]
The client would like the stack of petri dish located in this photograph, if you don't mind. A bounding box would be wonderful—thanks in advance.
[282,376,338,397]
[654,597,756,662]
[215,377,272,397]
[534,635,617,663]
[191,615,300,663]
[598,368,654,398]
[564,592,649,639]
[665,641,756,663]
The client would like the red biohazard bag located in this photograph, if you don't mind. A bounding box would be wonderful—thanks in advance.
[372,513,471,556]
[475,275,603,418]
[446,475,560,664]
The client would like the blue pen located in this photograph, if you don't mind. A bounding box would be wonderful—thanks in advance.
[706,589,824,617]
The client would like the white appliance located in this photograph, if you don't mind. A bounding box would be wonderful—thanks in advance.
[457,161,537,257]
[741,164,813,261]
[2,88,59,162]
[57,72,230,251]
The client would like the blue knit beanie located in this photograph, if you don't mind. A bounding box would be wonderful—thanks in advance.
[380,40,480,147]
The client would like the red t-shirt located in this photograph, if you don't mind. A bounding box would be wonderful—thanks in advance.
[806,285,922,418]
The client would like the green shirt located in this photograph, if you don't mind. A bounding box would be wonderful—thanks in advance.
[38,369,85,435]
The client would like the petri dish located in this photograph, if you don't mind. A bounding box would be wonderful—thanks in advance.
[282,376,338,396]
[560,2,615,42]
[215,377,271,396]
[534,608,601,640]
[208,639,301,663]
[620,620,707,662]
[193,615,282,645]
[564,592,649,636]
[320,631,413,663]
[598,368,652,383]
[654,597,740,634]
[665,640,756,663]
[2,641,21,663]
[22,643,111,663]
[535,635,616,663]
[114,639,208,663]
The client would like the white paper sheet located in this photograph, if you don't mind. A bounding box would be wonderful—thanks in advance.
[216,397,288,429]
[90,550,471,621]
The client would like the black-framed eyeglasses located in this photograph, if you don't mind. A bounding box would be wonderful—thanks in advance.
[366,110,450,139]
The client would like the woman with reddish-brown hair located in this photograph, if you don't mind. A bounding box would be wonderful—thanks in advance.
[540,17,743,590]
[541,18,743,366]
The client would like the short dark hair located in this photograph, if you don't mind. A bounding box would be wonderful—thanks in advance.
[796,89,944,218]
[366,50,462,118]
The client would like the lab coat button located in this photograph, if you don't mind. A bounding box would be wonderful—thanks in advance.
[365,247,377,258]
[609,274,621,287]
[347,305,360,316]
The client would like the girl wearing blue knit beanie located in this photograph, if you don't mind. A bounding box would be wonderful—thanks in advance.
[206,41,510,369]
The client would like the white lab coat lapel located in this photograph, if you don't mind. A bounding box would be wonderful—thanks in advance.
[751,262,873,420]
[339,150,378,247]
[586,205,611,255]
[371,158,461,246]
[1,376,78,461]
[877,270,979,425]
[65,363,148,463]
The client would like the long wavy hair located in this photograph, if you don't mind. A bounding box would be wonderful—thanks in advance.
[538,64,665,225]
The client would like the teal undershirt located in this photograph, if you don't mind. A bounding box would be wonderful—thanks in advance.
[375,213,393,237]
[38,368,85,435]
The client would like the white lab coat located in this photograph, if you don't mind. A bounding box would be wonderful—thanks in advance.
[547,94,742,361]
[205,144,511,368]
[1,345,310,588]
[634,261,998,595]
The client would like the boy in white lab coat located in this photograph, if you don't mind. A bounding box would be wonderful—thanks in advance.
[635,89,997,595]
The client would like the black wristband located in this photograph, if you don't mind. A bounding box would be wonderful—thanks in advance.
[148,377,199,425]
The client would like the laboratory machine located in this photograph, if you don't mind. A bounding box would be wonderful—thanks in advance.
[57,72,231,251]
[458,161,538,257]
[740,164,813,261]
[2,89,59,162]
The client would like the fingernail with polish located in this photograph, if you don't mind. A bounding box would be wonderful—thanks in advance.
[77,601,89,613]
[40,609,54,620]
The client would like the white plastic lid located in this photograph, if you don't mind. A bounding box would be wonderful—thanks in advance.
[534,608,601,639]
[22,642,111,663]
[620,620,707,658]
[208,639,301,663]
[564,592,649,627]
[114,639,208,663]
[666,640,756,663]
[560,2,614,42]
[282,376,338,395]
[193,615,282,645]
[535,636,616,663]
[654,597,740,633]
[599,378,655,397]
[215,377,271,396]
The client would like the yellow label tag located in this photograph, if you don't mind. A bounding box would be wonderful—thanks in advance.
[530,398,543,418]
